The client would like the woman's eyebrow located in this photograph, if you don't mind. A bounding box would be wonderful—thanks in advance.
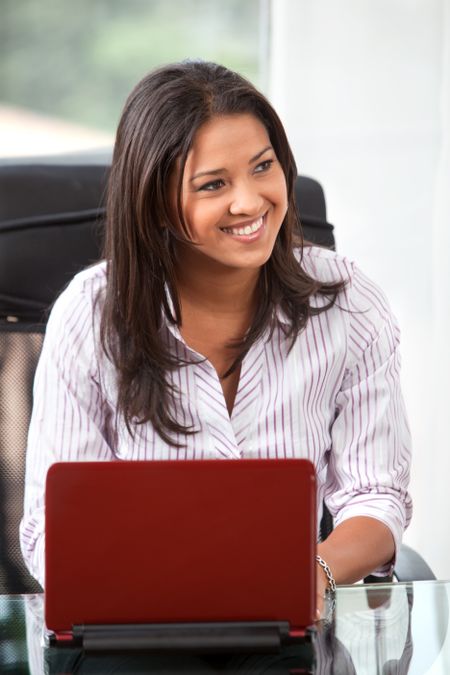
[190,167,224,182]
[190,145,273,182]
[249,145,273,163]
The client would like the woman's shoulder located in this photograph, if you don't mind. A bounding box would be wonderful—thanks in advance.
[298,245,394,322]
[66,260,107,295]
[48,261,107,327]
[296,245,355,285]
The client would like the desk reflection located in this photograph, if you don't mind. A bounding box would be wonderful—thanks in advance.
[5,581,448,674]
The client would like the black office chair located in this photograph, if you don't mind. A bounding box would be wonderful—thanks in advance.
[0,162,433,593]
[0,163,107,593]
[294,176,335,249]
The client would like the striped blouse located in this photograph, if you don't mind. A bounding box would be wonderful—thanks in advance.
[20,246,412,586]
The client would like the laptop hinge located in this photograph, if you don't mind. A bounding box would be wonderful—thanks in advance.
[69,621,297,653]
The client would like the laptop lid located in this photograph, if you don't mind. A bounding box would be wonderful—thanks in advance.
[45,458,316,639]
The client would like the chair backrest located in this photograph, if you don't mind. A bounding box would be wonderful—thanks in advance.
[0,163,334,593]
[0,164,108,323]
[295,175,335,249]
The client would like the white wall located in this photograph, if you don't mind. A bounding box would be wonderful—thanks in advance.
[269,0,450,577]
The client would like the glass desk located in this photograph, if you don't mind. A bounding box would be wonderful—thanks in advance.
[1,580,450,674]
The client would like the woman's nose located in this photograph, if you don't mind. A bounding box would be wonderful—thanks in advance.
[228,181,264,216]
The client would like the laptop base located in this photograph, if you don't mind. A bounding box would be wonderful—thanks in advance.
[49,621,313,654]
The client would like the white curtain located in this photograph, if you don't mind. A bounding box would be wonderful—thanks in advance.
[268,0,450,577]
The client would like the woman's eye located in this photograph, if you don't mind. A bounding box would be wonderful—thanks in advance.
[254,159,274,173]
[198,179,225,192]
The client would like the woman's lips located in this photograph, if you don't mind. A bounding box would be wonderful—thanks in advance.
[220,214,266,241]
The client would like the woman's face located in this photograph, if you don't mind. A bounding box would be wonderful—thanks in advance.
[173,113,288,273]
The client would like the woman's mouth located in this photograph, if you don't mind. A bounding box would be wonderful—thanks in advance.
[220,214,266,240]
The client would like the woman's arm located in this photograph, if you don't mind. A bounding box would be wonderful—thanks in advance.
[316,262,412,616]
[318,516,395,584]
[20,267,115,587]
[316,516,395,616]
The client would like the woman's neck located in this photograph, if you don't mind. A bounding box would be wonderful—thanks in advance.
[175,258,261,320]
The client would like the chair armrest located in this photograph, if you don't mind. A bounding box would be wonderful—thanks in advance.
[394,544,436,582]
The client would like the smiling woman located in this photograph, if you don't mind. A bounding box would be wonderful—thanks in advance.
[101,61,343,437]
[20,61,412,618]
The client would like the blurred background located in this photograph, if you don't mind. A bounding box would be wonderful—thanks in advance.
[0,0,449,578]
[0,0,263,155]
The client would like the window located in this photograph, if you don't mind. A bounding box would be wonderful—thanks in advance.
[0,0,266,158]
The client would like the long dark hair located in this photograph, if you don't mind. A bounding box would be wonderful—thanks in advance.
[101,60,346,445]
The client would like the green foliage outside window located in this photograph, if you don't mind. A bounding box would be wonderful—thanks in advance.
[0,0,261,132]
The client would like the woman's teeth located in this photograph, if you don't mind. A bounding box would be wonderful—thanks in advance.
[222,216,263,236]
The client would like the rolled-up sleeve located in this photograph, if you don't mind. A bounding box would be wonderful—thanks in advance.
[20,267,115,586]
[324,263,413,575]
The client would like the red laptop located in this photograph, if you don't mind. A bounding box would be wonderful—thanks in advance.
[45,458,317,652]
